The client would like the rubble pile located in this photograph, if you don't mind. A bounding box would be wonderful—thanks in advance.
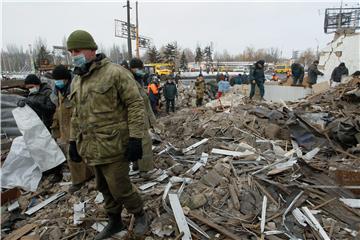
[1,77,360,240]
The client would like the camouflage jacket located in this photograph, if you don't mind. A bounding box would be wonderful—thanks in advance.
[51,84,73,143]
[195,78,205,98]
[135,81,156,129]
[70,55,145,165]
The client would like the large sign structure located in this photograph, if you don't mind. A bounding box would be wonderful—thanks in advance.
[324,8,360,33]
[114,19,151,49]
[114,19,136,39]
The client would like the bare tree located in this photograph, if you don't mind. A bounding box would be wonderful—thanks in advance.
[241,46,256,61]
[265,47,281,64]
[33,37,47,60]
[183,48,195,62]
[121,44,129,61]
[1,45,30,72]
[109,44,124,64]
[298,48,316,68]
[222,49,233,61]
[97,43,107,55]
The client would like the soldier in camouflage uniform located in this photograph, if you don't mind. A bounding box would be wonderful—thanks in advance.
[50,65,94,193]
[129,58,156,179]
[195,73,205,106]
[66,30,149,240]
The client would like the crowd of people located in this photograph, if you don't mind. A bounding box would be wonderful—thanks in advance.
[16,29,351,239]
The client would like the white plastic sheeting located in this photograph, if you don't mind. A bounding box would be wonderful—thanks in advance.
[0,137,42,192]
[12,105,66,172]
[0,106,66,191]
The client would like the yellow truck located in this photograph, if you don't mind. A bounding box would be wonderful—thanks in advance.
[274,64,291,74]
[144,63,174,79]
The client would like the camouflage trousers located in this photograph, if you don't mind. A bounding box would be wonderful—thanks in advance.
[94,160,143,215]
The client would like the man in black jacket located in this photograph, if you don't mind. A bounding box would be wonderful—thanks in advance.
[249,60,266,101]
[307,60,324,86]
[17,74,61,182]
[163,79,178,113]
[291,62,304,85]
[330,62,349,87]
[17,74,56,131]
[129,58,149,87]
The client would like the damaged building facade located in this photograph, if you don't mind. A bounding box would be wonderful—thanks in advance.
[319,7,360,81]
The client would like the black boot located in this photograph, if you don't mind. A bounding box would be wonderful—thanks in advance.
[94,213,125,240]
[133,210,150,236]
[68,182,83,194]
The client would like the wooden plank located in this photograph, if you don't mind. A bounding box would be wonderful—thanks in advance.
[182,139,208,153]
[139,173,169,191]
[186,152,208,174]
[260,196,267,234]
[302,147,320,161]
[168,193,192,240]
[139,182,158,191]
[229,184,240,210]
[4,224,37,240]
[189,211,239,240]
[302,207,330,240]
[339,198,360,208]
[211,148,255,157]
[312,197,336,210]
[20,235,40,240]
[25,192,66,215]
[292,208,307,227]
[251,158,288,176]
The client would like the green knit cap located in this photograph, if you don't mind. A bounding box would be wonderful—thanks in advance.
[67,30,98,50]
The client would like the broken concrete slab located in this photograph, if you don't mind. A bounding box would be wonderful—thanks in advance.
[200,169,223,187]
[183,193,207,210]
[312,81,330,94]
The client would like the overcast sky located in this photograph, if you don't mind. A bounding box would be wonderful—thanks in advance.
[1,0,359,57]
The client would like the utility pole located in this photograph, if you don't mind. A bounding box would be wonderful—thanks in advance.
[338,0,343,30]
[29,44,35,73]
[126,0,132,60]
[135,1,140,58]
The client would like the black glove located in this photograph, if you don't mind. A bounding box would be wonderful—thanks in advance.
[17,99,27,107]
[125,137,143,162]
[69,141,82,162]
[17,99,35,108]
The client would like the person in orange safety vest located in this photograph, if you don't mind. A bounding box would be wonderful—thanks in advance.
[147,76,160,115]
